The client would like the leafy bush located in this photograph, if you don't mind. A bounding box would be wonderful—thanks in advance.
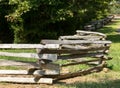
[0,0,114,43]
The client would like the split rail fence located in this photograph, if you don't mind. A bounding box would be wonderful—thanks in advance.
[84,15,114,31]
[0,30,112,84]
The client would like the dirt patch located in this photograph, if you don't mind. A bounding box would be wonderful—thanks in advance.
[0,83,56,88]
[0,71,119,88]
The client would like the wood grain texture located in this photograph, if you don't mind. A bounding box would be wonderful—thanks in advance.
[0,44,59,49]
[40,40,111,44]
[0,77,53,84]
[76,30,106,37]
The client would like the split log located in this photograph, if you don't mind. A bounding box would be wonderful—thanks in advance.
[0,52,57,61]
[0,44,59,49]
[76,30,106,38]
[0,77,53,84]
[55,62,105,80]
[58,53,105,60]
[33,70,45,76]
[40,63,60,75]
[0,59,38,67]
[0,68,60,76]
[0,52,39,58]
[84,25,95,31]
[38,49,91,54]
[0,69,44,75]
[38,54,57,61]
[61,57,111,67]
[61,44,110,50]
[0,70,29,75]
[40,40,111,45]
[59,35,104,40]
[38,46,110,54]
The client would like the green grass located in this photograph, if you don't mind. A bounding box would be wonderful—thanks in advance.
[98,18,120,71]
[55,71,120,88]
[0,17,120,87]
[0,49,36,70]
[51,18,120,88]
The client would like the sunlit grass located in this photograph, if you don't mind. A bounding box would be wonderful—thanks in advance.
[98,18,120,72]
[0,49,36,70]
[56,71,120,88]
[0,17,120,87]
[56,18,120,88]
[0,66,24,70]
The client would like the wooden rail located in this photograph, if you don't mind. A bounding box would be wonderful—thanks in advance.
[83,15,114,31]
[0,30,112,84]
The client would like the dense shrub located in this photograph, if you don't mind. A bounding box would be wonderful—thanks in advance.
[0,0,114,43]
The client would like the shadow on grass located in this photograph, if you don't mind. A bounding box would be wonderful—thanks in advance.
[113,18,120,21]
[99,27,115,34]
[108,21,119,26]
[98,26,120,43]
[58,79,120,88]
[109,18,120,24]
[98,18,120,34]
[107,34,120,43]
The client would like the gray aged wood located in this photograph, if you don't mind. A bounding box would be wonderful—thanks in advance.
[61,57,111,67]
[0,68,60,76]
[41,63,60,75]
[0,52,58,61]
[33,70,45,76]
[76,30,106,37]
[0,30,112,84]
[84,24,95,31]
[0,77,53,84]
[61,44,110,50]
[55,63,105,80]
[58,53,105,60]
[0,44,59,49]
[59,35,104,40]
[0,70,29,75]
[41,40,111,44]
[38,54,57,61]
[0,52,39,58]
[37,46,110,54]
[0,59,38,66]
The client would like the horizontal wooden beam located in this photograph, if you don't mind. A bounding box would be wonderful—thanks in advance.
[0,77,53,84]
[76,30,106,37]
[0,44,59,49]
[61,44,110,50]
[0,52,39,58]
[0,69,44,75]
[0,70,29,75]
[61,57,111,67]
[38,46,109,54]
[0,69,60,76]
[0,59,38,66]
[0,52,57,61]
[59,35,104,40]
[41,40,111,45]
[58,53,105,60]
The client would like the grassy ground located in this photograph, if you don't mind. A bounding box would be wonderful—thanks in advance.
[56,16,120,88]
[0,16,120,88]
[98,17,120,71]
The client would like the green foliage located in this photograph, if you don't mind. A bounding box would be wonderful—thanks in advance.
[0,0,14,43]
[110,0,120,14]
[0,0,114,43]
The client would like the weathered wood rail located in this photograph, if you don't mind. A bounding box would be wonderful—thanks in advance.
[0,30,112,84]
[84,15,114,31]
